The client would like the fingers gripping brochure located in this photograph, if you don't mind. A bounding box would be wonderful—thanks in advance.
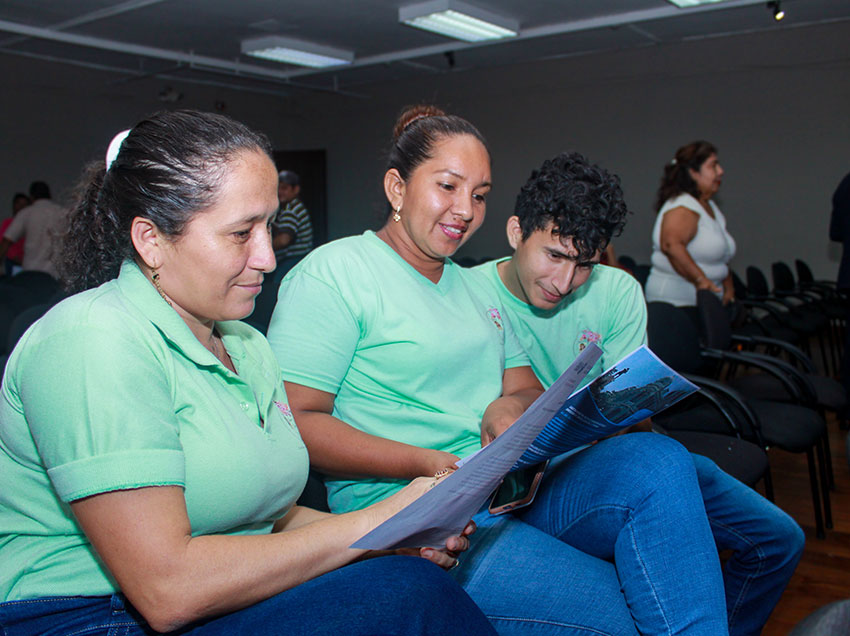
[351,344,697,550]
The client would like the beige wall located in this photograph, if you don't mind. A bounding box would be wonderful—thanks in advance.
[2,19,848,279]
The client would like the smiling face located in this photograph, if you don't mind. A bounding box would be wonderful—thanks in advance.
[501,218,601,310]
[689,153,724,199]
[382,133,491,272]
[150,149,279,330]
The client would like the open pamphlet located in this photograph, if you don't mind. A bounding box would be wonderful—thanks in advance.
[351,344,698,550]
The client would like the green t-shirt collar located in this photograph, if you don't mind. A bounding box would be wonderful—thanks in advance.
[363,230,457,293]
[115,259,247,369]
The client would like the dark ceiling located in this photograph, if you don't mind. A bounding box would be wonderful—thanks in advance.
[1,0,848,97]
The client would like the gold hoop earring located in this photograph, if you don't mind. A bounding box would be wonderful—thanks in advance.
[392,205,401,223]
[151,269,172,307]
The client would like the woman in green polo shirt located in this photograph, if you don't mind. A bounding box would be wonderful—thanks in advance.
[269,105,731,635]
[0,110,495,636]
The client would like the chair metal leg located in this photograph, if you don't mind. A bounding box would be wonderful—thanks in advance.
[761,463,775,502]
[806,448,826,539]
[820,418,835,490]
[816,330,830,377]
[815,438,833,530]
[825,323,839,378]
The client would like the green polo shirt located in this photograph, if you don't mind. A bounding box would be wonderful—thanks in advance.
[268,232,529,513]
[471,260,647,388]
[0,260,309,601]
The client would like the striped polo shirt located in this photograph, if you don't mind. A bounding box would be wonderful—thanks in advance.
[273,197,313,259]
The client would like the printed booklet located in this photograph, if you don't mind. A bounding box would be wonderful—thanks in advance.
[352,344,698,550]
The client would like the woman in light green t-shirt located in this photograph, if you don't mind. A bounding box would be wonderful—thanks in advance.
[0,110,494,636]
[273,105,730,636]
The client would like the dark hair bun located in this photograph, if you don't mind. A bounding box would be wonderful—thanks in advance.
[392,104,447,141]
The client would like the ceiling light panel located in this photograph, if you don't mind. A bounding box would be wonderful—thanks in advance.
[241,36,353,68]
[400,0,519,42]
[666,0,729,7]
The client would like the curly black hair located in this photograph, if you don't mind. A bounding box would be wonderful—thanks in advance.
[514,152,629,261]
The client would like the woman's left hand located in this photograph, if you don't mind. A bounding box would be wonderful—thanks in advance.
[398,520,475,570]
[721,273,735,306]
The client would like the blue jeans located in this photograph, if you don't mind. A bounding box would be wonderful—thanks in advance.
[453,433,800,635]
[691,453,803,636]
[0,556,496,636]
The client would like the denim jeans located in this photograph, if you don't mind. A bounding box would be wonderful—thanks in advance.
[690,453,803,636]
[453,433,798,635]
[0,556,496,636]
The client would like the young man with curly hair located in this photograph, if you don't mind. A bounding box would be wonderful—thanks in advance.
[471,151,804,636]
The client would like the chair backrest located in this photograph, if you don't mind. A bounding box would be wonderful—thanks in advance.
[731,269,749,300]
[618,255,637,271]
[696,290,733,350]
[795,259,815,284]
[7,303,51,353]
[746,265,771,296]
[646,301,704,374]
[772,261,796,292]
[632,264,650,290]
[0,305,16,355]
[0,271,60,315]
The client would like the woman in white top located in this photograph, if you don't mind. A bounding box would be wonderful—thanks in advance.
[645,141,736,307]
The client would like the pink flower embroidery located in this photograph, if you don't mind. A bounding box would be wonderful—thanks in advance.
[274,401,292,417]
[488,308,503,330]
[582,329,601,343]
[577,329,602,351]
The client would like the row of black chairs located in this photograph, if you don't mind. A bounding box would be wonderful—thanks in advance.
[622,256,846,539]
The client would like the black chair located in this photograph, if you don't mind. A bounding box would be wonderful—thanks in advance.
[617,254,637,272]
[0,271,60,325]
[632,264,650,290]
[6,303,51,353]
[648,300,831,537]
[789,599,850,635]
[747,265,832,371]
[772,261,841,375]
[660,429,769,490]
[698,290,846,421]
[794,258,840,293]
[697,289,843,488]
[729,270,801,348]
[646,302,773,496]
[296,470,330,512]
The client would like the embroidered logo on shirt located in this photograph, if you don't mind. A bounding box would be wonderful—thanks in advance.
[274,400,297,430]
[577,329,601,352]
[487,307,503,330]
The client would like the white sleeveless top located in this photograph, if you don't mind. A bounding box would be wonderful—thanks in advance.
[645,193,736,307]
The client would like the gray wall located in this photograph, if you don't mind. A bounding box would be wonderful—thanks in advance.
[2,19,849,279]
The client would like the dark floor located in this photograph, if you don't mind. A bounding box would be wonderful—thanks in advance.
[762,411,849,633]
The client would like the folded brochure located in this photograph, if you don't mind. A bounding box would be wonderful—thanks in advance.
[351,344,697,549]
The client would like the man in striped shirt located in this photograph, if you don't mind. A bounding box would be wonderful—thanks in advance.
[273,170,314,282]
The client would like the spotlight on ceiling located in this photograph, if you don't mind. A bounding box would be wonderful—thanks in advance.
[767,1,785,21]
[399,0,518,42]
[241,36,354,68]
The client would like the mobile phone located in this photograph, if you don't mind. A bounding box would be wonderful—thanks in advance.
[488,460,549,515]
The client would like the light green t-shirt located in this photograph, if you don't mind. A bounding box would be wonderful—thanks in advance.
[268,231,529,513]
[471,260,647,388]
[0,261,309,602]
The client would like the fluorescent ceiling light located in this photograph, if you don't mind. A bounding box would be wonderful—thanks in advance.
[666,0,728,7]
[241,36,353,68]
[399,0,518,42]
